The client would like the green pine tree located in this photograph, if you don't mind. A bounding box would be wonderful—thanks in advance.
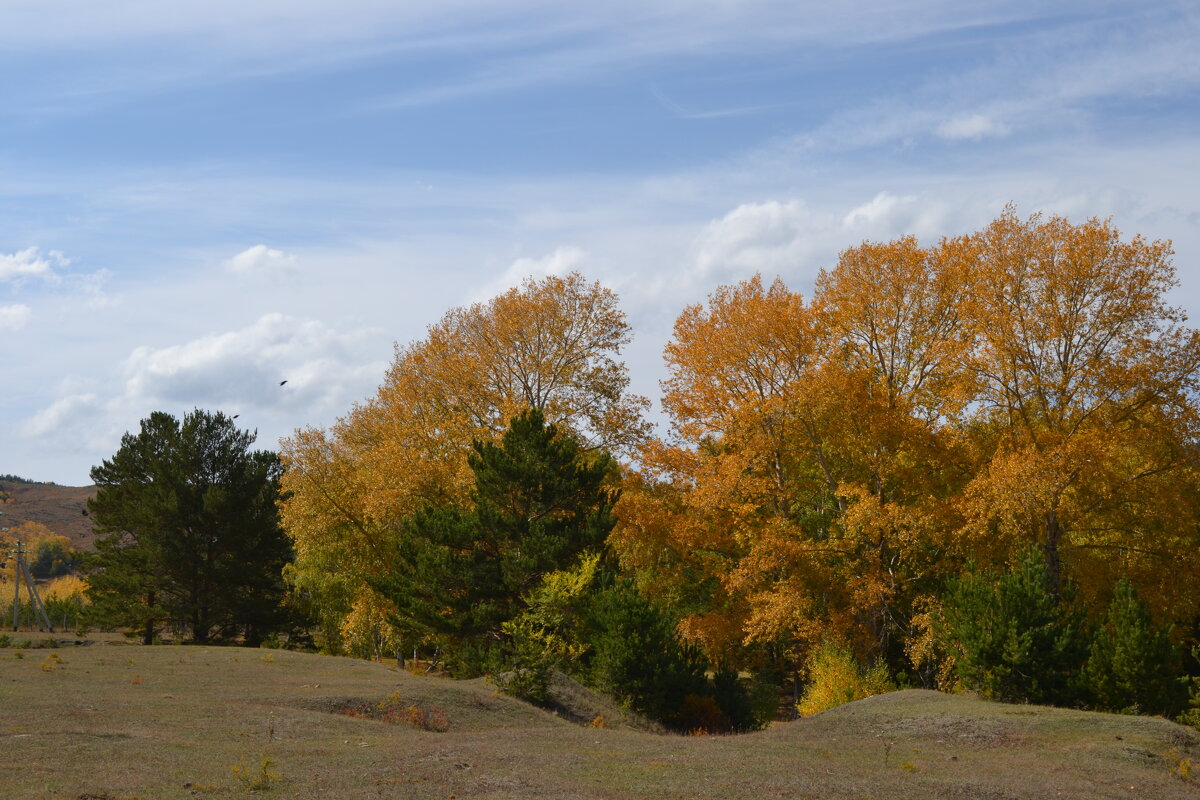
[939,547,1090,704]
[85,410,294,645]
[585,579,709,727]
[1082,579,1184,715]
[375,408,617,674]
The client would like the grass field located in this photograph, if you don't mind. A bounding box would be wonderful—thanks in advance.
[0,633,1197,799]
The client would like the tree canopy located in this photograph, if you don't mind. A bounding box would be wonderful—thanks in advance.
[372,407,617,673]
[263,208,1200,723]
[613,207,1200,684]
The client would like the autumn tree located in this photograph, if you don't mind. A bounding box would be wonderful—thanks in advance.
[615,208,1200,696]
[614,276,822,675]
[615,246,971,681]
[958,208,1200,619]
[280,273,649,653]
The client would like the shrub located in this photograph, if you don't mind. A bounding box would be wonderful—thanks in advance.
[1176,648,1200,730]
[230,758,280,791]
[494,554,598,704]
[710,666,767,732]
[678,693,728,734]
[796,640,894,717]
[377,692,450,731]
[30,540,78,579]
[586,580,708,729]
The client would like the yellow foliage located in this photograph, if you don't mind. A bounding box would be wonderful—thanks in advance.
[338,588,401,659]
[621,265,965,662]
[42,575,88,602]
[796,639,894,717]
[614,207,1200,681]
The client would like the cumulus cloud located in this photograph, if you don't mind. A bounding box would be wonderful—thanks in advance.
[473,246,587,301]
[223,244,297,276]
[121,312,380,411]
[19,313,388,480]
[936,113,1011,141]
[694,200,833,281]
[0,303,32,330]
[840,192,954,241]
[679,192,967,302]
[0,247,69,283]
[21,393,102,441]
[508,246,585,281]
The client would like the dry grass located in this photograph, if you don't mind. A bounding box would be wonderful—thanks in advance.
[1,634,1197,799]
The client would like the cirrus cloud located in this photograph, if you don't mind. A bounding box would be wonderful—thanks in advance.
[937,113,1011,141]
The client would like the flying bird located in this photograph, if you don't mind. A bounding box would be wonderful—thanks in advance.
[232,414,240,419]
[279,380,288,386]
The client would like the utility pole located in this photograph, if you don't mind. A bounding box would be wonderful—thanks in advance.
[9,543,17,631]
[5,541,54,633]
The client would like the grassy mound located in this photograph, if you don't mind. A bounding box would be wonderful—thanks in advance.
[0,639,1196,799]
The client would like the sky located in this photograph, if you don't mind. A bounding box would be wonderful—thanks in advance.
[2,1,1198,485]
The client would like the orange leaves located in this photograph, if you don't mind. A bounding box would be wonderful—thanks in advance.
[816,233,975,417]
[964,206,1193,436]
[620,207,1200,667]
[953,209,1200,615]
[663,275,816,441]
[389,272,650,454]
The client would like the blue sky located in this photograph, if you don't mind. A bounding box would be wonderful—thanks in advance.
[2,1,1199,485]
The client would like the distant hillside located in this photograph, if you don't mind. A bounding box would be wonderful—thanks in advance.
[0,479,97,551]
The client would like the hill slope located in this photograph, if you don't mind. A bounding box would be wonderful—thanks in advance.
[0,479,97,550]
[0,639,1195,799]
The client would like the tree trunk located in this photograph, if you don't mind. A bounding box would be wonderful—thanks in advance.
[1043,510,1063,599]
[143,591,156,645]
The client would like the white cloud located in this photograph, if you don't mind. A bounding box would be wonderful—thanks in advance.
[937,114,1011,141]
[843,192,918,229]
[223,244,297,276]
[18,313,388,480]
[120,312,380,411]
[694,200,832,282]
[0,247,69,283]
[679,192,982,302]
[473,246,587,301]
[509,246,585,280]
[0,303,32,330]
[22,393,101,440]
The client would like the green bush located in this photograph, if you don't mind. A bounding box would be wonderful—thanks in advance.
[709,666,764,732]
[495,554,599,704]
[29,540,78,579]
[586,581,708,729]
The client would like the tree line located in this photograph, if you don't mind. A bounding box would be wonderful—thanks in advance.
[81,208,1200,730]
